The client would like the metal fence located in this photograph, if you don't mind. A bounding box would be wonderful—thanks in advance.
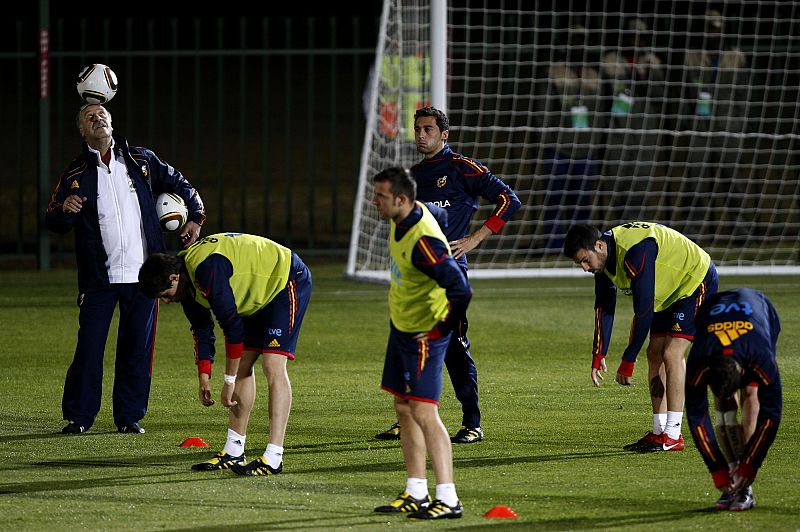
[1,8,379,267]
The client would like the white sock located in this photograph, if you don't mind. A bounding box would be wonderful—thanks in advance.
[665,411,683,440]
[223,428,246,457]
[435,483,459,507]
[653,413,667,434]
[264,443,284,468]
[405,477,428,500]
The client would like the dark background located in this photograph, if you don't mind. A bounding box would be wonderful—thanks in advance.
[2,1,796,268]
[1,1,384,265]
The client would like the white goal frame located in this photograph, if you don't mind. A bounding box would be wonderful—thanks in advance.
[347,0,800,280]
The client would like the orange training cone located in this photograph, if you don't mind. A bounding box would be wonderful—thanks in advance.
[484,506,519,518]
[179,437,210,447]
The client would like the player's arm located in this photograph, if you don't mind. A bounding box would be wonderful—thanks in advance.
[181,298,217,406]
[686,348,731,491]
[45,162,85,234]
[617,239,657,384]
[144,149,205,246]
[450,161,521,258]
[735,359,782,490]
[591,272,616,386]
[193,254,243,408]
[412,236,472,338]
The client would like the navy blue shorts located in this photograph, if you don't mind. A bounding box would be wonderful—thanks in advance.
[381,322,450,404]
[651,262,719,341]
[242,253,312,359]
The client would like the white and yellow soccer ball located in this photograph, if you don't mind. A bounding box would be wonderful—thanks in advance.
[155,193,188,233]
[76,63,118,105]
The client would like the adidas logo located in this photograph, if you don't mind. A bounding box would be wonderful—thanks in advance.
[710,320,753,346]
[268,339,280,348]
[671,323,682,332]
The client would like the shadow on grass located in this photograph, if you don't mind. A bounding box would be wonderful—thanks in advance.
[29,449,229,469]
[288,449,628,475]
[0,470,242,495]
[451,509,720,531]
[448,502,796,531]
[0,429,121,444]
[162,513,387,532]
[0,448,220,473]
[117,498,792,531]
[0,448,628,496]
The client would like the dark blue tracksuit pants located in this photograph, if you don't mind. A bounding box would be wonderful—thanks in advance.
[444,316,480,428]
[62,284,157,428]
[445,262,480,428]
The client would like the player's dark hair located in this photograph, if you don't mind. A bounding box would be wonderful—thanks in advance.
[708,355,743,399]
[373,166,417,202]
[414,106,449,132]
[563,224,602,258]
[138,253,184,299]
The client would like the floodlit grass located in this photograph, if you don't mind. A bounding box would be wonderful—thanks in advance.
[1,263,798,531]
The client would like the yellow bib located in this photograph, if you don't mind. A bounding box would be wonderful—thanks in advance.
[388,203,451,332]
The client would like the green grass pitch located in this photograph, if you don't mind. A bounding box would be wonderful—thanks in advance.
[1,263,798,530]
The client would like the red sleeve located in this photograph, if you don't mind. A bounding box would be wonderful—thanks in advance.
[484,214,506,234]
[197,359,212,377]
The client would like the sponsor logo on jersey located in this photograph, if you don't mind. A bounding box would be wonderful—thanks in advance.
[70,179,79,190]
[268,339,281,348]
[429,200,451,208]
[269,328,282,336]
[708,320,753,346]
[389,256,402,286]
[437,176,447,188]
[709,301,753,316]
[672,323,682,331]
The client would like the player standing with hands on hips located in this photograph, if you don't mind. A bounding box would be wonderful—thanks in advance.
[138,233,312,476]
[46,103,205,435]
[372,167,472,519]
[563,222,718,452]
[686,288,782,512]
[375,107,521,444]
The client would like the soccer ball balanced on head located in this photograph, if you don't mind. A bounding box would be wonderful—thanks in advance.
[77,63,118,105]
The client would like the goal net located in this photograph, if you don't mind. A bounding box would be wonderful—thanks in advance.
[348,1,800,280]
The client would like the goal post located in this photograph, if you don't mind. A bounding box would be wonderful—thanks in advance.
[347,1,800,280]
[346,0,440,281]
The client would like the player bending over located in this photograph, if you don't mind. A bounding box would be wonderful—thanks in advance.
[139,233,312,476]
[564,222,718,452]
[686,288,782,511]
